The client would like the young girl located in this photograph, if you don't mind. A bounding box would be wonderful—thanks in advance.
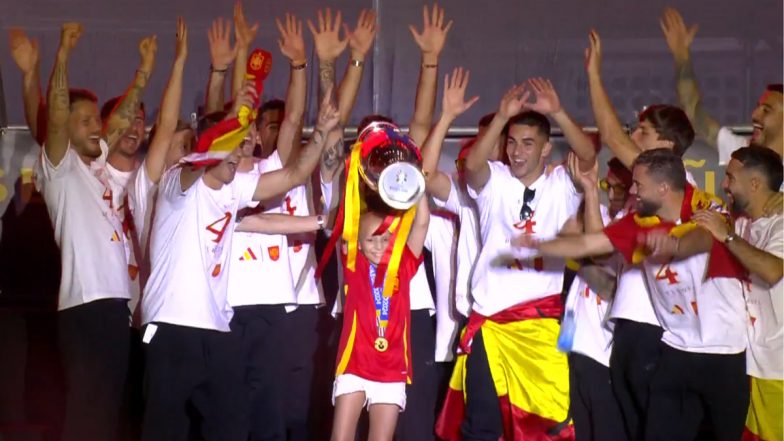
[330,196,430,441]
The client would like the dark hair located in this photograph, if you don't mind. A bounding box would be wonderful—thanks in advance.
[478,113,495,128]
[607,157,633,187]
[358,114,395,135]
[767,84,783,94]
[503,111,551,140]
[68,89,98,109]
[197,111,227,138]
[632,148,687,191]
[260,99,285,116]
[638,105,695,157]
[100,96,146,122]
[731,146,784,192]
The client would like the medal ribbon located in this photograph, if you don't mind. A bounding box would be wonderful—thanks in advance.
[368,263,390,339]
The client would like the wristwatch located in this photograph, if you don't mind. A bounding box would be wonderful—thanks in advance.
[724,232,738,244]
[317,215,325,230]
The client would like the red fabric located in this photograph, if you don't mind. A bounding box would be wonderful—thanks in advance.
[435,391,574,441]
[602,184,746,280]
[458,295,563,354]
[741,429,765,441]
[335,247,422,383]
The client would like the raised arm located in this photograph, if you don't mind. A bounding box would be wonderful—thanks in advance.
[527,77,596,170]
[308,8,349,183]
[464,84,529,191]
[407,195,431,258]
[236,213,323,234]
[585,30,642,169]
[104,35,157,148]
[253,91,339,201]
[274,12,307,165]
[204,18,237,115]
[45,22,83,166]
[232,1,259,101]
[660,7,720,147]
[9,29,43,143]
[145,18,187,184]
[422,67,479,201]
[337,9,376,125]
[694,210,782,285]
[407,4,452,146]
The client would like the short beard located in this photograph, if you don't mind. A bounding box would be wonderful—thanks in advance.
[637,199,660,217]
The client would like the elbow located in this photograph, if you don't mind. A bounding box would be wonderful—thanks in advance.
[761,268,784,286]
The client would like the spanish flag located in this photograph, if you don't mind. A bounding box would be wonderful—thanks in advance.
[743,377,783,441]
[435,295,574,440]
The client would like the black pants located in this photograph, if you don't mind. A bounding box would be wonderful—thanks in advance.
[609,320,663,441]
[281,306,319,441]
[460,329,504,441]
[141,322,247,441]
[569,353,628,441]
[396,309,439,441]
[58,298,131,441]
[230,304,288,441]
[646,345,749,441]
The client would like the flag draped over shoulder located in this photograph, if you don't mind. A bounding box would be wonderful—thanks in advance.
[436,295,574,441]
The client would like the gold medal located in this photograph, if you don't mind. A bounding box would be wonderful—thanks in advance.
[374,337,389,352]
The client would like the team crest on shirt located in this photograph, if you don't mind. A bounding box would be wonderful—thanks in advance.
[750,316,757,326]
[212,264,222,277]
[128,265,139,281]
[292,240,303,253]
[268,246,280,261]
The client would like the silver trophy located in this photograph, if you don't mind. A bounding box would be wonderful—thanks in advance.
[356,122,426,210]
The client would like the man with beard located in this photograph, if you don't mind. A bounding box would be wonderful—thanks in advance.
[661,8,784,175]
[677,146,783,441]
[34,23,133,441]
[518,148,749,441]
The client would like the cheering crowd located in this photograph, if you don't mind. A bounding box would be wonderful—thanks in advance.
[5,2,783,441]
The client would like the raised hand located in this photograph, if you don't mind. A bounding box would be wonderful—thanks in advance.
[234,1,259,49]
[307,8,349,62]
[345,9,377,59]
[208,18,237,70]
[58,22,83,57]
[567,151,598,192]
[9,29,39,75]
[139,35,158,72]
[584,29,602,77]
[441,67,479,120]
[276,13,306,64]
[660,7,698,62]
[526,77,562,115]
[175,17,188,61]
[498,83,530,120]
[409,4,452,60]
[228,80,258,118]
[316,87,340,133]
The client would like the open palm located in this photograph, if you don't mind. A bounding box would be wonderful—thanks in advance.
[442,67,479,119]
[276,13,305,63]
[9,29,38,74]
[307,8,348,61]
[526,77,561,115]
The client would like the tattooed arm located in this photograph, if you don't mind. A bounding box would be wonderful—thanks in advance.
[104,35,157,149]
[308,8,349,183]
[661,7,720,147]
[45,23,82,166]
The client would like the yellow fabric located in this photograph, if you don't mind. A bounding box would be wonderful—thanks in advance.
[382,206,415,298]
[207,106,257,155]
[746,377,783,441]
[335,311,358,376]
[449,318,570,423]
[343,144,363,271]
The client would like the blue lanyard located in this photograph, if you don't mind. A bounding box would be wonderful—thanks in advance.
[368,264,390,337]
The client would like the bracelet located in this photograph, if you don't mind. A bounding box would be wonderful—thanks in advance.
[724,233,738,244]
[422,63,438,69]
[210,64,229,74]
[350,59,364,68]
[291,61,307,70]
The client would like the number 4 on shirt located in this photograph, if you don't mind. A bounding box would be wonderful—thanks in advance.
[206,212,232,243]
[655,262,680,285]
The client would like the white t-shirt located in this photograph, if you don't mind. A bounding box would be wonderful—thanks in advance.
[565,205,614,366]
[35,142,131,310]
[106,163,142,315]
[609,170,696,326]
[468,162,581,316]
[425,210,460,362]
[284,180,324,308]
[736,214,784,379]
[432,175,479,317]
[143,166,258,331]
[227,154,297,307]
[127,161,158,260]
[717,127,749,167]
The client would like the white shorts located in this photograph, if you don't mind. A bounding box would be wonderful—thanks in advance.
[332,374,407,411]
